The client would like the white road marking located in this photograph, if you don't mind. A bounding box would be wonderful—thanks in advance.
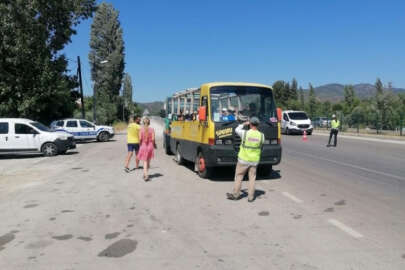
[328,219,363,238]
[295,151,405,182]
[281,192,303,203]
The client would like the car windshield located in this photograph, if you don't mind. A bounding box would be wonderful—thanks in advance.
[30,122,51,132]
[288,112,308,120]
[210,86,276,122]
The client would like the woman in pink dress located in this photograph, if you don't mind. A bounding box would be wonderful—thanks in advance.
[137,117,155,181]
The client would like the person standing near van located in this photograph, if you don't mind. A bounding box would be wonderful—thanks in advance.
[124,116,141,172]
[327,114,340,147]
[227,117,264,202]
[137,117,155,181]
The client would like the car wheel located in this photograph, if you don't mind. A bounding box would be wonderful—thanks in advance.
[42,143,58,157]
[195,152,212,179]
[97,131,109,142]
[175,144,185,165]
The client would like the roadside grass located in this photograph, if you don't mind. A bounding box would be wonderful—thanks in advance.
[113,121,127,133]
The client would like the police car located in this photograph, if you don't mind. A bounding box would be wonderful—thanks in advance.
[50,119,114,142]
[0,118,76,156]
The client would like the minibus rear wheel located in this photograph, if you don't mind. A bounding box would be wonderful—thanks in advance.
[175,144,185,165]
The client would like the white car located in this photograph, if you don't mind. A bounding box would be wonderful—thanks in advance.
[50,119,114,142]
[281,110,313,135]
[0,118,76,156]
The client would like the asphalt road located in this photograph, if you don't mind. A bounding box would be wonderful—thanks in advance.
[0,120,404,270]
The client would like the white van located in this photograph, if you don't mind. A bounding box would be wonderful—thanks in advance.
[0,118,76,156]
[281,110,313,135]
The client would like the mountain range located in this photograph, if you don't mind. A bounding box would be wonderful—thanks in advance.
[310,83,405,101]
[137,83,405,111]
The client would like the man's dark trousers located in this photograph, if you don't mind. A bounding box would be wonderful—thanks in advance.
[328,128,338,146]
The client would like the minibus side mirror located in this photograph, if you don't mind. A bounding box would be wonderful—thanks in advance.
[277,108,282,122]
[199,106,207,121]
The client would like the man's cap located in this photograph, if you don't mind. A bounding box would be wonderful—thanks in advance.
[250,117,260,126]
[332,114,336,118]
[222,108,227,112]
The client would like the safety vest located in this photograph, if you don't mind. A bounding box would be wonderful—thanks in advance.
[238,129,264,163]
[331,120,340,129]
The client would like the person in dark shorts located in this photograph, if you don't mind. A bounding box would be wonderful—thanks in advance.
[124,116,141,172]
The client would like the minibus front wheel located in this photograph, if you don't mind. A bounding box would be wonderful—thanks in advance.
[195,152,212,179]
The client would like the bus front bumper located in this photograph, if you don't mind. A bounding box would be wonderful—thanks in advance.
[201,144,282,167]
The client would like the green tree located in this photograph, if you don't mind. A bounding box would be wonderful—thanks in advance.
[272,80,286,108]
[343,84,356,115]
[290,78,298,101]
[122,73,134,113]
[397,93,405,135]
[308,83,316,119]
[0,0,96,124]
[375,78,384,132]
[299,87,305,110]
[89,2,125,124]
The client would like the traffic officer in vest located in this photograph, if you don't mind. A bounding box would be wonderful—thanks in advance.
[227,117,264,202]
[327,114,340,147]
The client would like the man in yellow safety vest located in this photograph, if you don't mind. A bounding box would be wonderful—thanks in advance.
[227,117,264,202]
[327,114,340,147]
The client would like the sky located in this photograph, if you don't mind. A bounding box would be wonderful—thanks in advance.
[63,0,405,102]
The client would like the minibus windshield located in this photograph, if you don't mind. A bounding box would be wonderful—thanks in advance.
[210,86,276,123]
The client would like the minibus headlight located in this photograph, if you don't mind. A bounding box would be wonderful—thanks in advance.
[216,139,223,145]
[290,121,297,126]
[270,139,278,145]
[264,139,270,144]
[224,139,233,145]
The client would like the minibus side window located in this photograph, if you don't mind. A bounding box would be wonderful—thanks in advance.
[201,96,208,119]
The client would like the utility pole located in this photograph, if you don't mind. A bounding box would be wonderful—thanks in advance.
[77,56,85,119]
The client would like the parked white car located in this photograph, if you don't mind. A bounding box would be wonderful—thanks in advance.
[50,119,114,142]
[281,110,313,135]
[0,118,76,156]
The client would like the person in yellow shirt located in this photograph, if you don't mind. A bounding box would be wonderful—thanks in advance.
[124,116,141,172]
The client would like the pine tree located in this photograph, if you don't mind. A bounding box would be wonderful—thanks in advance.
[290,78,298,100]
[89,2,125,124]
[308,83,316,119]
[122,73,134,114]
[375,78,384,132]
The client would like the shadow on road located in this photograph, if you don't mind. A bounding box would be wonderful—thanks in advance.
[0,153,43,160]
[148,173,163,181]
[239,189,266,200]
[0,150,79,160]
[179,160,281,182]
[63,151,79,156]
